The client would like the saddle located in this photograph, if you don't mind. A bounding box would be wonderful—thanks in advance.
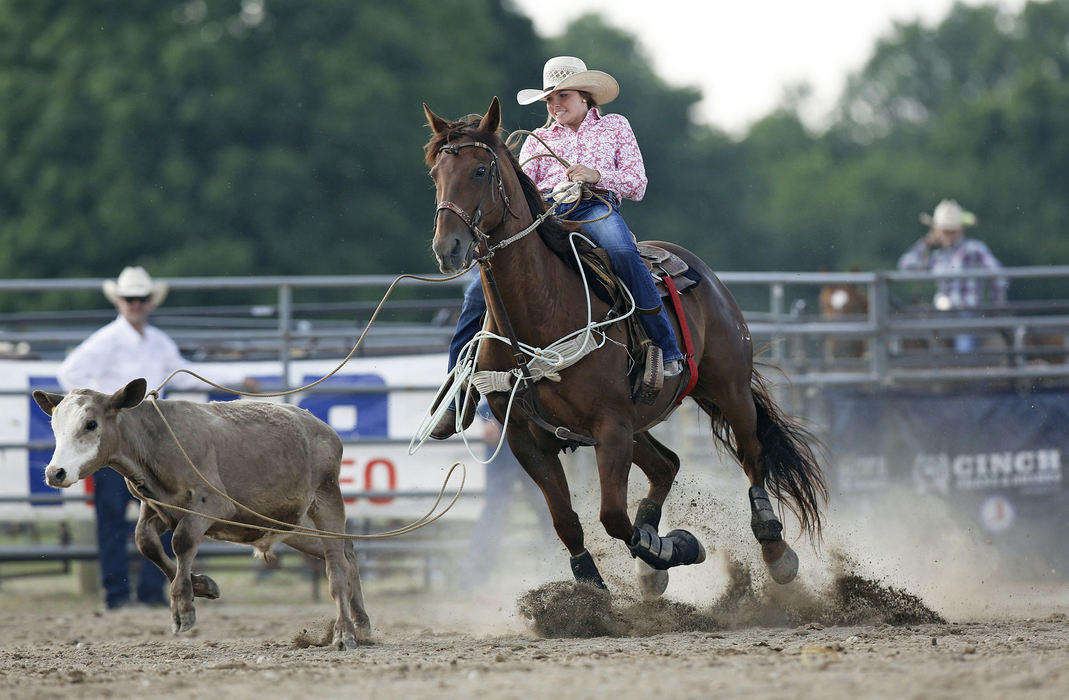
[574,242,701,404]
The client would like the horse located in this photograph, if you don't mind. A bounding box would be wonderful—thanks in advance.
[423,97,827,595]
[818,274,868,361]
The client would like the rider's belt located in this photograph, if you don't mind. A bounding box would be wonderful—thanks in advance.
[583,186,617,204]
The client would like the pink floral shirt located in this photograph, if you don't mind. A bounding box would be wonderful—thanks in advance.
[518,108,647,201]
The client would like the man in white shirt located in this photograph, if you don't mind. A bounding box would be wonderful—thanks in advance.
[57,266,258,609]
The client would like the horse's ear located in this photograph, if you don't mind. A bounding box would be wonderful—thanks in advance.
[424,103,450,136]
[479,96,501,134]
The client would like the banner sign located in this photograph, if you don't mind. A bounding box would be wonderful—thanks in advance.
[0,355,485,520]
[826,389,1069,570]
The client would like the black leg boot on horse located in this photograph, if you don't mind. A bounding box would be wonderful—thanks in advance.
[628,504,706,573]
[750,486,799,584]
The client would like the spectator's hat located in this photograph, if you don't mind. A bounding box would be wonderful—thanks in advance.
[103,266,168,307]
[517,56,619,106]
[920,199,977,229]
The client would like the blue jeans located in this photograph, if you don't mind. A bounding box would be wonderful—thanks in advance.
[447,268,487,371]
[445,202,682,372]
[94,467,172,608]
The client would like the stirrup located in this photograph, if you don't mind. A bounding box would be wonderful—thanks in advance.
[634,345,663,405]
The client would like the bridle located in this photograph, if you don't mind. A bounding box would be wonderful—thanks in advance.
[434,140,521,261]
[430,134,598,448]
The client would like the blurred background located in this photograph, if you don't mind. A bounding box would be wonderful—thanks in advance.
[2,1,1067,300]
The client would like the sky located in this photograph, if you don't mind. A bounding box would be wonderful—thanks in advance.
[509,0,1027,135]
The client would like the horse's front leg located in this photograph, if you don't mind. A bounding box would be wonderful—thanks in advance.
[169,514,213,634]
[630,433,683,599]
[597,426,705,573]
[508,427,605,588]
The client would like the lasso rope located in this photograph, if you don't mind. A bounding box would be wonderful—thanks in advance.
[506,129,614,225]
[139,126,624,537]
[141,269,474,541]
[409,229,639,459]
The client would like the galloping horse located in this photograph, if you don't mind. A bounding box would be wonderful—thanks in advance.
[424,97,826,595]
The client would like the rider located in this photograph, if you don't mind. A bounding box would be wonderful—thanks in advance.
[431,56,683,439]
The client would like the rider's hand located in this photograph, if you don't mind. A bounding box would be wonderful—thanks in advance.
[565,164,600,184]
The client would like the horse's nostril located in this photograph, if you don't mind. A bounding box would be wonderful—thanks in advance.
[53,468,66,484]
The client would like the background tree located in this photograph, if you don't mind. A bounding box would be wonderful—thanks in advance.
[1,0,1067,310]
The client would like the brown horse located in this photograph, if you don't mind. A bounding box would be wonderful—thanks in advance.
[424,97,826,595]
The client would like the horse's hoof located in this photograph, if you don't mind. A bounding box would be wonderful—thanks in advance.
[192,574,220,599]
[766,544,799,584]
[635,558,669,601]
[172,608,196,634]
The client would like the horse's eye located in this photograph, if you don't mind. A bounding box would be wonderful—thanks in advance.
[474,165,487,178]
[86,420,97,431]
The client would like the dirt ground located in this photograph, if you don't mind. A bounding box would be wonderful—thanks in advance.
[2,543,1068,700]
[3,468,1068,699]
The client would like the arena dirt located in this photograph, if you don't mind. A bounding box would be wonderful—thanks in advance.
[2,548,1067,700]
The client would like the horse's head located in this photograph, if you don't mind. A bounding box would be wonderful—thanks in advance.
[424,97,514,273]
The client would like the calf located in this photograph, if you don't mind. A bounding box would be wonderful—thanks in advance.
[33,378,370,649]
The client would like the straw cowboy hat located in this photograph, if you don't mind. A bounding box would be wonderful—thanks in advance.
[919,199,977,229]
[102,266,169,306]
[517,56,620,106]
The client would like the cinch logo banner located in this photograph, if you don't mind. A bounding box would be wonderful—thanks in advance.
[826,389,1069,571]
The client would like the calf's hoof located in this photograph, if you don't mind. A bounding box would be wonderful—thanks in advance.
[192,574,220,599]
[333,633,359,651]
[172,607,196,634]
[635,558,669,601]
[356,619,373,642]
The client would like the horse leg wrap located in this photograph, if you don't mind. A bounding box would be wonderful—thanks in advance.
[749,486,783,542]
[628,524,706,571]
[570,550,608,590]
[633,498,662,533]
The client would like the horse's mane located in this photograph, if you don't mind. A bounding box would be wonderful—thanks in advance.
[424,115,583,260]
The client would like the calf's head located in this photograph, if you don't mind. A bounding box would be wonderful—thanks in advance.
[32,378,147,488]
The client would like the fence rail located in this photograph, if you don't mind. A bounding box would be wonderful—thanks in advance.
[3,267,1069,576]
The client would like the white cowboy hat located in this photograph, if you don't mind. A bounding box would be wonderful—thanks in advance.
[102,266,168,306]
[919,199,977,229]
[516,56,620,106]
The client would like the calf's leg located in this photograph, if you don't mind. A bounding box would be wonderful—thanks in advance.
[284,482,369,649]
[169,515,212,634]
[135,505,219,599]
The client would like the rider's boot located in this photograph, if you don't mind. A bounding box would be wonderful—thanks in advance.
[634,345,664,405]
[429,390,480,440]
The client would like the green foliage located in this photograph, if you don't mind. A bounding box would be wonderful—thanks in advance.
[0,0,1067,310]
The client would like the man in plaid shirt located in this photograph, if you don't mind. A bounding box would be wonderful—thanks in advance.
[898,199,1007,351]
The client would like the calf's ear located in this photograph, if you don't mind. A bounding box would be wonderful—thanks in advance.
[32,390,65,416]
[111,378,147,411]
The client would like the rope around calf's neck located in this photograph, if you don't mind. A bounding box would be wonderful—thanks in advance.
[135,400,465,540]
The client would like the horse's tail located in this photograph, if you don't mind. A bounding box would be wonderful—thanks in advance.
[749,369,828,540]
